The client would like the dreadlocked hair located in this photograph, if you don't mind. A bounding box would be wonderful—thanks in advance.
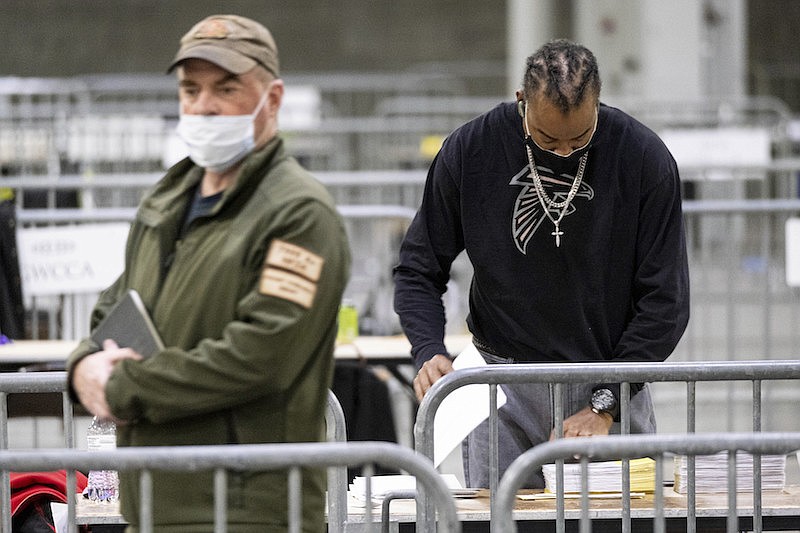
[522,39,601,114]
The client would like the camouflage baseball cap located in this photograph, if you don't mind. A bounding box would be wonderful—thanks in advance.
[168,14,279,77]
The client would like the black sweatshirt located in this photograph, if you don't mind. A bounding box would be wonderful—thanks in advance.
[393,102,690,378]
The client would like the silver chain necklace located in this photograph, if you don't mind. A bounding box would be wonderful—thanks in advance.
[525,143,588,247]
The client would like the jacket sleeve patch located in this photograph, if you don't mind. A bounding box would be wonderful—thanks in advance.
[259,267,317,308]
[265,239,324,282]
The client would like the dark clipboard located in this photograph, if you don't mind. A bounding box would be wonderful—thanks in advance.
[91,289,164,359]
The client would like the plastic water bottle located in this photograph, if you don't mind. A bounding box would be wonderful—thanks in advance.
[85,416,119,502]
[337,300,359,344]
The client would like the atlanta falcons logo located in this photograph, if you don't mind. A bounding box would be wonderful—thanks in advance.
[509,164,594,254]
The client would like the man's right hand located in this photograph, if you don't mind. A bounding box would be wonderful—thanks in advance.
[413,354,454,401]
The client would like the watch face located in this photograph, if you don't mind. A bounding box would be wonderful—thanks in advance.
[592,389,616,412]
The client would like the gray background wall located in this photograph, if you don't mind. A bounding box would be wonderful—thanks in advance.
[1,0,798,110]
[0,1,506,76]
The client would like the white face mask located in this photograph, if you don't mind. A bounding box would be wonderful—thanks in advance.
[176,93,268,173]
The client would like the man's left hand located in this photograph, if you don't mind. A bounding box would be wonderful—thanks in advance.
[550,405,613,440]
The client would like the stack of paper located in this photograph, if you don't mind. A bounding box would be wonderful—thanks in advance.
[673,452,786,493]
[348,474,464,506]
[542,457,656,494]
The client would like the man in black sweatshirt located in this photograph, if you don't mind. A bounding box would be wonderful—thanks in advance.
[393,39,690,488]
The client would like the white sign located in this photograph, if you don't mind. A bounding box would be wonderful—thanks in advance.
[17,223,129,297]
[787,218,800,287]
[660,127,772,169]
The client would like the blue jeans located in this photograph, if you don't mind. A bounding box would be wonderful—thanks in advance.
[462,349,657,489]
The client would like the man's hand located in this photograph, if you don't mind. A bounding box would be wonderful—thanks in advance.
[72,340,142,420]
[413,354,453,402]
[550,405,613,440]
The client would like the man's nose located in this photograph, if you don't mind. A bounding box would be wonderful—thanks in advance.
[552,143,575,156]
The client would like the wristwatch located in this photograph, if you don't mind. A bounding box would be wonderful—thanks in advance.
[590,388,618,418]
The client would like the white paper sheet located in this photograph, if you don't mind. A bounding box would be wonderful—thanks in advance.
[51,502,68,533]
[433,343,507,467]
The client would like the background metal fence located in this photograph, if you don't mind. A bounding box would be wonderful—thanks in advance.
[2,74,799,344]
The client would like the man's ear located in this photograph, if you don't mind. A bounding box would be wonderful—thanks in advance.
[266,79,285,116]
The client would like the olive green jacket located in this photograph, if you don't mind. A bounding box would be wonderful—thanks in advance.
[67,137,351,532]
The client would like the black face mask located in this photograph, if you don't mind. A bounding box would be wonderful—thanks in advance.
[524,136,592,178]
[521,100,596,178]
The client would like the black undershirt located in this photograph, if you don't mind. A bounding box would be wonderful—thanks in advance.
[162,187,224,276]
[180,187,223,239]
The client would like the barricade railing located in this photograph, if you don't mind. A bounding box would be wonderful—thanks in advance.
[413,360,800,530]
[0,440,461,533]
[325,387,349,533]
[493,431,800,533]
[5,166,800,211]
[1,170,429,211]
[0,372,352,533]
[13,203,417,225]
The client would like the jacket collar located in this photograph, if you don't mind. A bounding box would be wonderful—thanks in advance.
[138,136,286,227]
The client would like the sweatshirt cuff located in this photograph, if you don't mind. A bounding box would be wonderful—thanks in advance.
[411,342,450,370]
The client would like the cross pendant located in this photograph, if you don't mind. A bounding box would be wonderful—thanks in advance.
[552,224,564,247]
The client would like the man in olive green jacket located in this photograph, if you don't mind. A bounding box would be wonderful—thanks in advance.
[68,15,351,532]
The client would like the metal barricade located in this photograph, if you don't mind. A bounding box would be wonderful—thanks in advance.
[0,440,461,533]
[413,360,800,530]
[493,431,800,533]
[0,372,354,533]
